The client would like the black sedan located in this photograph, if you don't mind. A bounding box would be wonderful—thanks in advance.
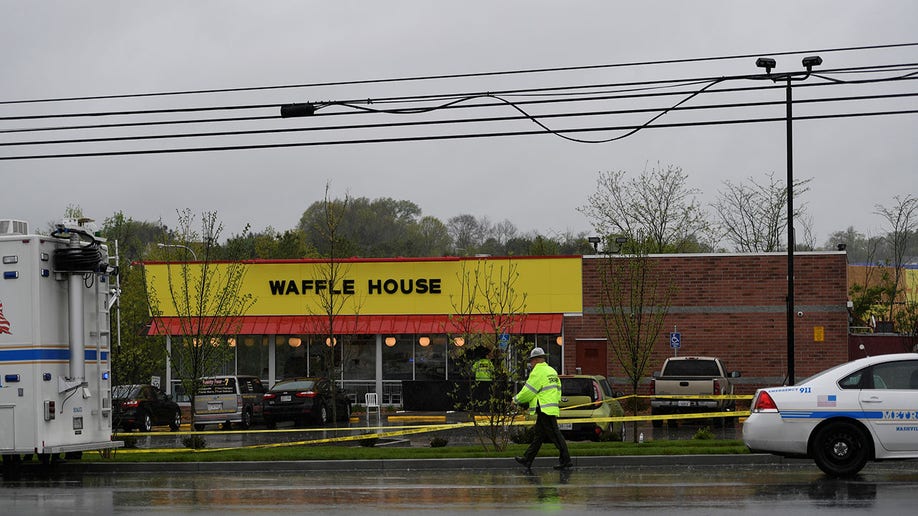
[263,378,351,428]
[112,384,182,432]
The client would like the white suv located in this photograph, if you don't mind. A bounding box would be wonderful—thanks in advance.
[192,375,266,430]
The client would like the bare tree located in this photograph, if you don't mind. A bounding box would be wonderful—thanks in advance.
[579,163,709,253]
[448,258,529,452]
[711,172,811,252]
[875,194,918,323]
[597,240,676,442]
[146,209,255,425]
[447,214,488,254]
[304,184,358,424]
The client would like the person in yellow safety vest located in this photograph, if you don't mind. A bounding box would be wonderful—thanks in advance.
[472,354,495,381]
[513,347,572,470]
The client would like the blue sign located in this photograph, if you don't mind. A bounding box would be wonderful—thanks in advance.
[499,332,510,350]
[669,332,681,349]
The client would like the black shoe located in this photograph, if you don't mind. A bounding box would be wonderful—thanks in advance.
[514,456,532,469]
[553,462,573,470]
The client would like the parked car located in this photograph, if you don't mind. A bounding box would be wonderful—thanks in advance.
[263,377,352,428]
[743,353,918,477]
[193,375,266,431]
[558,375,625,441]
[650,356,740,427]
[112,384,182,432]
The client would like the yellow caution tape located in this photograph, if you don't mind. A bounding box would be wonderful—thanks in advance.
[113,408,750,453]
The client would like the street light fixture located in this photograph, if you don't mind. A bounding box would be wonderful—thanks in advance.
[754,55,822,385]
[156,243,198,261]
[587,236,601,253]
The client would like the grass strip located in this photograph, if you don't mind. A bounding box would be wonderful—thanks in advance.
[86,439,749,463]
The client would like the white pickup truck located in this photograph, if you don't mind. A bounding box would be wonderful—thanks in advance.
[649,356,740,427]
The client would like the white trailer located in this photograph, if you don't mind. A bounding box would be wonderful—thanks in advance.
[1,218,121,476]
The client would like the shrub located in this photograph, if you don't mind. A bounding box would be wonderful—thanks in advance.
[509,426,536,444]
[693,426,715,440]
[182,435,207,449]
[429,437,449,448]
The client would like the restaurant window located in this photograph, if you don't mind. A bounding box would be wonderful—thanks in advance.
[343,335,376,381]
[236,335,269,380]
[276,335,307,379]
[383,335,413,380]
[415,336,446,380]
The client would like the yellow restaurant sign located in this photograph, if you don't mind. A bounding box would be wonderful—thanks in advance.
[144,256,582,316]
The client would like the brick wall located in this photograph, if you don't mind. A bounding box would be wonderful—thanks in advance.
[562,252,849,395]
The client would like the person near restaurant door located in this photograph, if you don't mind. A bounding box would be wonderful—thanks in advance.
[472,349,495,382]
[512,346,572,470]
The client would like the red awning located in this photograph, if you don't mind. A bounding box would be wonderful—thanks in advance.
[148,313,562,336]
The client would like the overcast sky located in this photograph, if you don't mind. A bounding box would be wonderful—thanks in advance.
[2,1,916,248]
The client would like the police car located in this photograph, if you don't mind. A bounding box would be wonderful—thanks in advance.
[743,353,918,477]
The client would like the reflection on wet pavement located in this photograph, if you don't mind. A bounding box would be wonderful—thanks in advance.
[4,462,918,515]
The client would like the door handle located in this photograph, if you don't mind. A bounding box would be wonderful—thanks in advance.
[860,397,882,403]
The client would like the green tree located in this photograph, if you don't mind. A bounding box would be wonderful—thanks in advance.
[406,216,453,257]
[100,212,169,385]
[223,226,315,259]
[298,196,424,257]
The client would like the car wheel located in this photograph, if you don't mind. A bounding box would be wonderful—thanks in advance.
[240,409,253,430]
[317,404,328,425]
[618,422,626,442]
[169,410,181,432]
[811,421,871,477]
[140,412,153,432]
[342,402,351,421]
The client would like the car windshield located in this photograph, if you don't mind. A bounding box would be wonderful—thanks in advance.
[112,385,141,399]
[273,380,316,391]
[798,362,850,385]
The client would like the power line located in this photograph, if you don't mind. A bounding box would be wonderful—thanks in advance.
[2,42,916,106]
[3,83,916,149]
[3,66,916,137]
[3,62,915,123]
[3,108,916,161]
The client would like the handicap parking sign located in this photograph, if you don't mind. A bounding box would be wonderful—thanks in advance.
[670,332,681,349]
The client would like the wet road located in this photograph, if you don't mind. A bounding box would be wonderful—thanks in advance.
[4,462,917,515]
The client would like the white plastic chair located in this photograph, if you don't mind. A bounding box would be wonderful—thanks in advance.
[365,392,380,423]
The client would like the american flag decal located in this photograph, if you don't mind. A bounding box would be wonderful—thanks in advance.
[0,301,11,335]
[817,395,837,407]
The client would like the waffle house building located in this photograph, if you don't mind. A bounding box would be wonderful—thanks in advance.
[145,252,849,404]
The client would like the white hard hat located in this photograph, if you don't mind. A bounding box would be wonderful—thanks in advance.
[528,347,546,359]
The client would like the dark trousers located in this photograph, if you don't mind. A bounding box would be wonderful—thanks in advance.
[522,409,571,465]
